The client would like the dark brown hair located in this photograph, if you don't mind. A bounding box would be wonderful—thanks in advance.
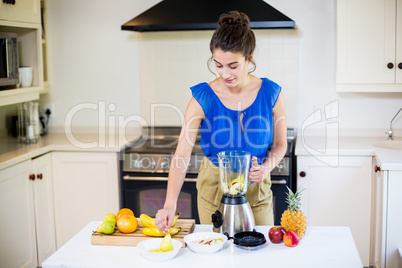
[208,11,256,73]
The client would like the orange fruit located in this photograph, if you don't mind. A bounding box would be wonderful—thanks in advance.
[116,208,134,222]
[117,214,138,233]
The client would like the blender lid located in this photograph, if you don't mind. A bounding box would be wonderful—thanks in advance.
[232,231,266,247]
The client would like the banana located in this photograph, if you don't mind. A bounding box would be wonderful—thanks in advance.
[140,212,181,228]
[171,212,181,227]
[140,213,156,228]
[142,227,181,237]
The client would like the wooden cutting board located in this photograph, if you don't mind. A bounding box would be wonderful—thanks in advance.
[91,219,195,248]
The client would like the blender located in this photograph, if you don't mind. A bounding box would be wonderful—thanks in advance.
[211,150,255,237]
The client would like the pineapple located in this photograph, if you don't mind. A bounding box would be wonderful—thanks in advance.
[280,186,307,238]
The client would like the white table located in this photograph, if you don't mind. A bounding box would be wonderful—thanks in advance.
[43,221,363,268]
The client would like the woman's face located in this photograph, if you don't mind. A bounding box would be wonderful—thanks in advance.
[212,49,251,87]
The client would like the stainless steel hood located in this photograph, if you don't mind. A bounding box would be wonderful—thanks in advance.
[121,0,295,32]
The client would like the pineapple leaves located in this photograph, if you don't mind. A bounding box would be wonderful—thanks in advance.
[285,186,305,211]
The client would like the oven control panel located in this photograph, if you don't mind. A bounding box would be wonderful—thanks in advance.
[271,158,290,176]
[122,153,203,174]
[123,152,289,176]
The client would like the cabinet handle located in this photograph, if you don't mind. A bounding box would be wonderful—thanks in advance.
[299,171,306,177]
[387,63,394,69]
[29,174,36,180]
[37,173,43,179]
[398,63,402,69]
[374,165,381,173]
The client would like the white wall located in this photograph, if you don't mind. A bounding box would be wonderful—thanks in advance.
[43,0,402,134]
[138,29,299,127]
[43,0,159,131]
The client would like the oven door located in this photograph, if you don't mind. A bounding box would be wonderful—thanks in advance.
[271,176,289,226]
[121,173,200,224]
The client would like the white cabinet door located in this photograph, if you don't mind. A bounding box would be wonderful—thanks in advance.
[32,153,56,266]
[373,159,387,268]
[336,0,396,84]
[396,0,402,84]
[52,152,119,248]
[336,0,402,92]
[0,0,41,24]
[0,160,37,268]
[385,170,402,268]
[297,156,372,267]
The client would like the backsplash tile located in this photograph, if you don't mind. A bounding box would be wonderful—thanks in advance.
[139,30,299,127]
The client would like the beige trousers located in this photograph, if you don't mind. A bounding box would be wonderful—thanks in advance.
[196,157,274,225]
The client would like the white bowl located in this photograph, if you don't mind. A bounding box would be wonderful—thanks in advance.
[137,238,182,262]
[183,232,227,254]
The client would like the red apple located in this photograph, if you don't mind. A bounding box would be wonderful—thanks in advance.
[283,230,300,247]
[268,226,286,244]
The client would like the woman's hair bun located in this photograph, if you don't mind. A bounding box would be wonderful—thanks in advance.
[218,10,250,28]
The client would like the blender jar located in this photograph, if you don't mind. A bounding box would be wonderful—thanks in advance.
[218,150,251,196]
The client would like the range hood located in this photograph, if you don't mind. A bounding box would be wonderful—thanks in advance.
[122,0,295,32]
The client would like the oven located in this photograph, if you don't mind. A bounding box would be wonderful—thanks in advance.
[120,127,296,226]
[270,133,297,225]
[120,127,203,223]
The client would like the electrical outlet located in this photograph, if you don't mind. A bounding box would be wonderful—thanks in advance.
[45,103,54,119]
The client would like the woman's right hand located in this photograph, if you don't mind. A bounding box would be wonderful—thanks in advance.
[155,207,176,232]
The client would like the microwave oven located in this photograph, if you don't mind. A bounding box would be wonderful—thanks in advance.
[0,32,19,87]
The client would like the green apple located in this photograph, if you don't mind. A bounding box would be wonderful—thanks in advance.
[103,213,116,224]
[101,220,115,235]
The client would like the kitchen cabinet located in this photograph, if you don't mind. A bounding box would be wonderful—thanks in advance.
[0,0,41,24]
[40,0,49,90]
[32,153,57,266]
[0,0,48,106]
[373,159,387,268]
[0,153,56,268]
[52,152,119,248]
[297,156,372,267]
[336,0,402,92]
[373,159,402,268]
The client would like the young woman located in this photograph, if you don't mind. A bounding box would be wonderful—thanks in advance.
[155,11,287,231]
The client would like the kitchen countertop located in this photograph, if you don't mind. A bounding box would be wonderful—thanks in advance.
[0,128,142,170]
[42,221,363,268]
[295,134,402,171]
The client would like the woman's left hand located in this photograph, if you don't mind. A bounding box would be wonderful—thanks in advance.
[249,156,270,184]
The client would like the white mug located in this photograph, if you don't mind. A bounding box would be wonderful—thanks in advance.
[19,67,33,87]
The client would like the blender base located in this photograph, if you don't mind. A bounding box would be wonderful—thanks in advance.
[212,198,255,237]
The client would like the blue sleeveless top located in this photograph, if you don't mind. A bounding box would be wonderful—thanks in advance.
[191,77,282,166]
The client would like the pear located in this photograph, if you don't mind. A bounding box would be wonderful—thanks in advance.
[101,220,115,235]
[96,224,104,233]
[160,233,173,252]
[103,213,116,224]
